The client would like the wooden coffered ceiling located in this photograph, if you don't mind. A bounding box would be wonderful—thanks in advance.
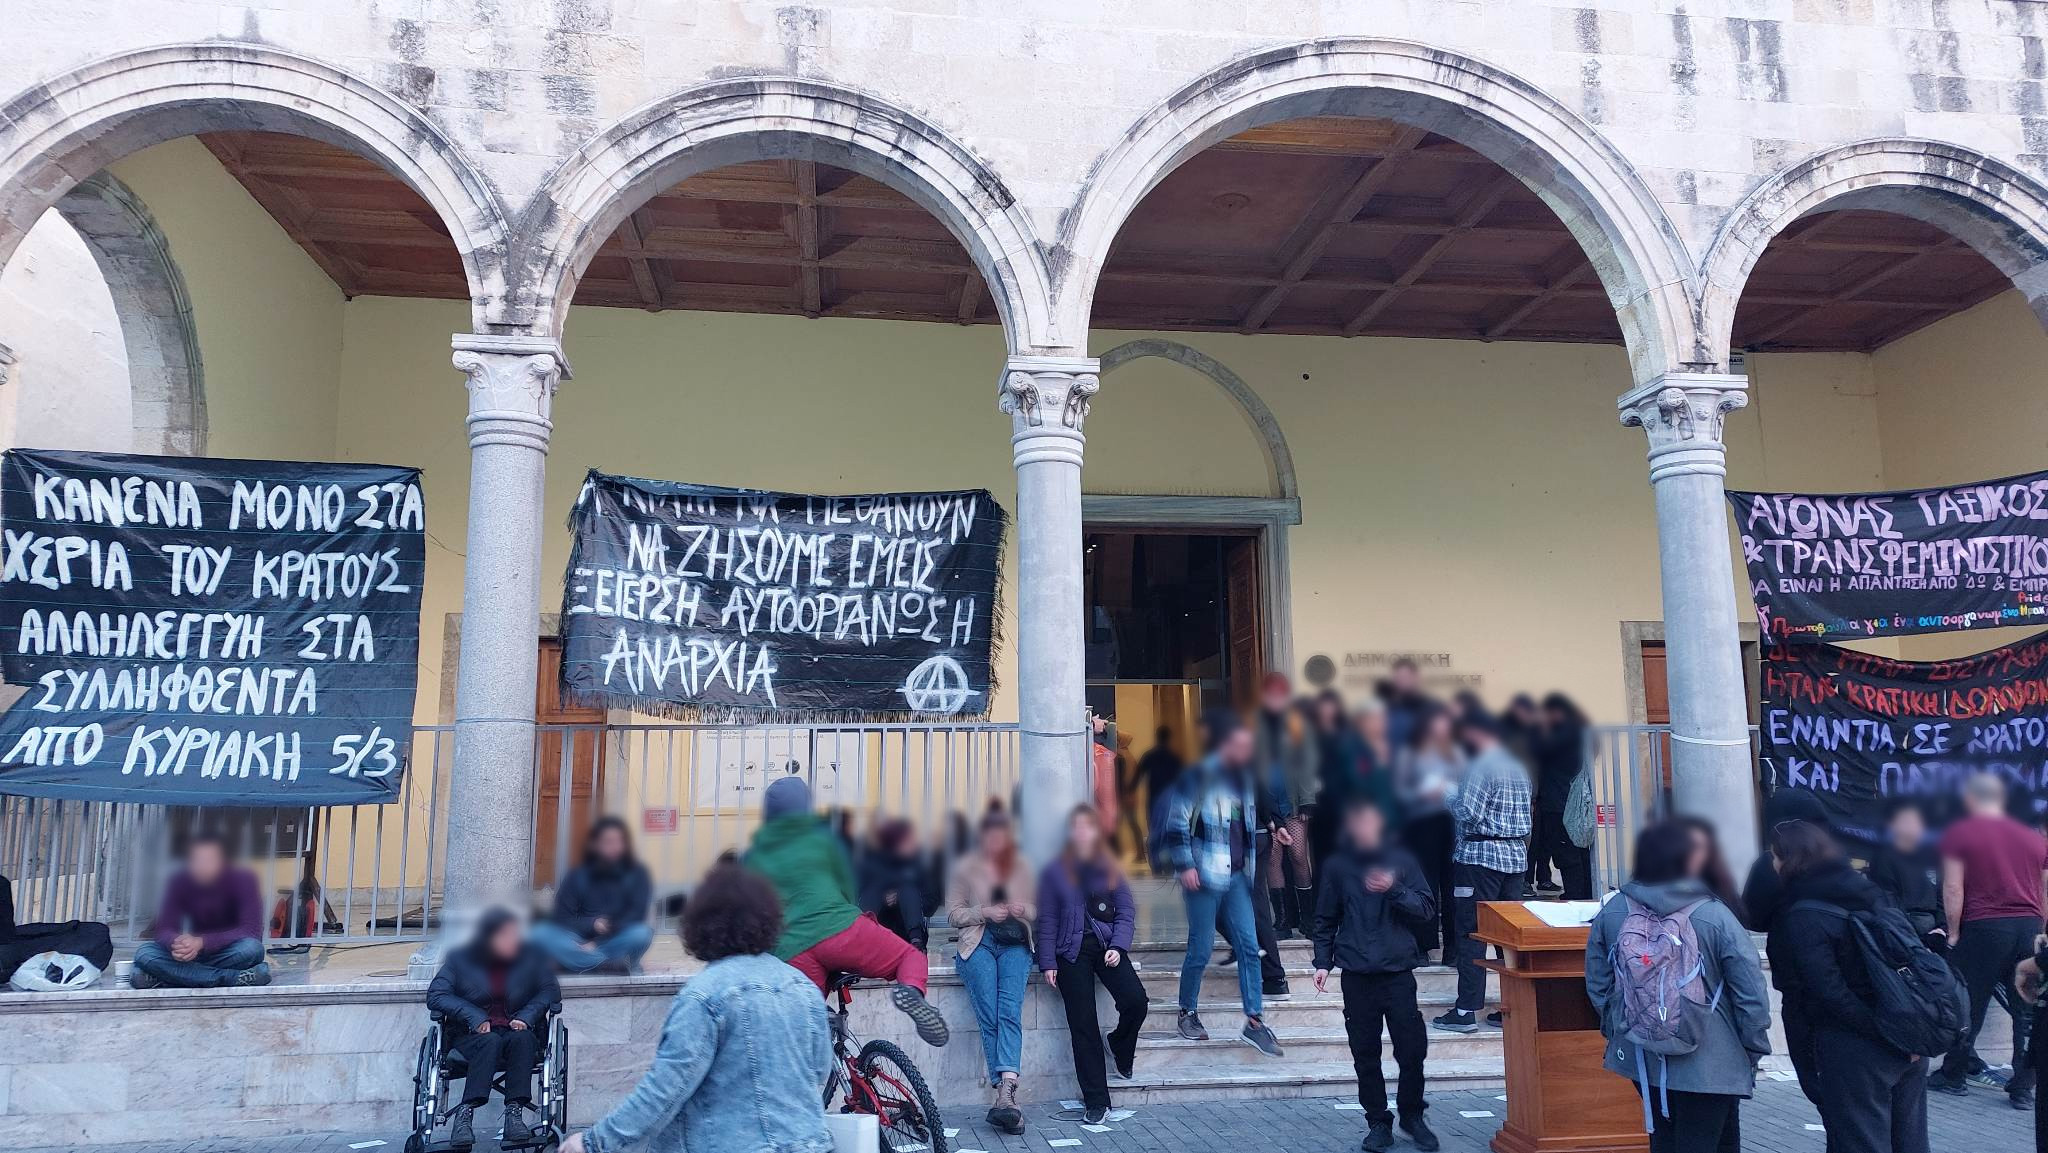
[197,121,2011,352]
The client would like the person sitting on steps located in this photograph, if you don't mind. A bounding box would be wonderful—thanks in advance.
[426,908,562,1149]
[531,817,656,974]
[130,834,271,989]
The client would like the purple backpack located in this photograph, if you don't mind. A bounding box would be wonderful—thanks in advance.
[1610,896,1720,1131]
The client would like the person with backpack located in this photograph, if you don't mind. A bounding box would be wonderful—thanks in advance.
[1585,820,1771,1153]
[1772,819,1956,1153]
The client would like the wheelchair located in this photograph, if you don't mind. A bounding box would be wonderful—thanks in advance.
[406,1012,569,1153]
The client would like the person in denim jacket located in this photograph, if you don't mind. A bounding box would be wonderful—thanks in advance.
[563,864,832,1153]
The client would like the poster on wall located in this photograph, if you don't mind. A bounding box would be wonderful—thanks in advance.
[0,450,426,805]
[1728,470,2048,643]
[560,472,1005,719]
[687,728,868,811]
[1759,635,2048,842]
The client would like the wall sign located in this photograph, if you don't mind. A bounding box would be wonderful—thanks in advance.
[1336,650,1482,693]
[560,472,1005,719]
[1729,471,2048,643]
[0,450,425,805]
[1760,635,2048,841]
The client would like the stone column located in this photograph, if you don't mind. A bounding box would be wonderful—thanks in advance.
[1001,356,1098,864]
[443,333,567,918]
[1620,372,1758,873]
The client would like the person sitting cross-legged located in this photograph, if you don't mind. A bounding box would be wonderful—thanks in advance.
[130,834,270,989]
[427,908,563,1149]
[531,817,656,974]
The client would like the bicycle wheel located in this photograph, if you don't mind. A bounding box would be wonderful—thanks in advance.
[854,1038,947,1153]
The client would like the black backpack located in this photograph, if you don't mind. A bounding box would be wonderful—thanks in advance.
[1790,898,1968,1057]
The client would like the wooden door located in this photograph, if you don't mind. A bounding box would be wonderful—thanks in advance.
[534,637,605,885]
[1224,537,1264,710]
[1640,641,1673,793]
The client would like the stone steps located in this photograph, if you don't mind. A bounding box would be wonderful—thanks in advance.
[1097,1058,1507,1105]
[1131,1022,1503,1067]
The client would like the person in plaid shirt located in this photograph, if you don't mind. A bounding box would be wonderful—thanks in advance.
[1433,710,1532,1033]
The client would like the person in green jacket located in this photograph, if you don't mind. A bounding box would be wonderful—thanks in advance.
[745,775,949,1047]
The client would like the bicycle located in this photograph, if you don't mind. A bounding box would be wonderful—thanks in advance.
[822,973,948,1153]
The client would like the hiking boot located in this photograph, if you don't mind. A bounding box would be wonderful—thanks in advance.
[891,983,949,1047]
[1241,1016,1283,1057]
[986,1077,1024,1134]
[1401,1113,1440,1152]
[1361,1118,1395,1152]
[230,963,272,988]
[1431,1009,1479,1034]
[501,1101,534,1145]
[1083,1105,1109,1125]
[1104,1031,1133,1080]
[446,1103,477,1149]
[1177,1009,1209,1041]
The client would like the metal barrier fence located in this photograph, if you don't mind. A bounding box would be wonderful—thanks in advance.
[1584,723,1762,893]
[0,720,1020,946]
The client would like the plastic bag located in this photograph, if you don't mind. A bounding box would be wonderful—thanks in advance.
[9,950,103,992]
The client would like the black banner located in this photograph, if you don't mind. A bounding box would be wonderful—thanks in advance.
[0,450,425,805]
[1729,471,2048,643]
[560,472,1005,719]
[1760,635,2048,842]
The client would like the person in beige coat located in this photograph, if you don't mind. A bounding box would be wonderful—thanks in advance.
[947,810,1037,1134]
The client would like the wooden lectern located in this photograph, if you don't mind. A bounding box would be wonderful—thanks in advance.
[1475,902,1647,1153]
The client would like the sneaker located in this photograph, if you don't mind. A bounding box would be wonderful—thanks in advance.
[1104,1032,1133,1080]
[230,964,272,988]
[1177,1009,1209,1041]
[1431,1009,1479,1034]
[1401,1113,1440,1152]
[2012,1088,2036,1111]
[891,983,949,1047]
[1241,1017,1283,1057]
[1484,1011,1504,1029]
[1263,979,1292,999]
[502,1102,534,1145]
[1218,948,1238,967]
[1927,1075,1971,1096]
[128,966,162,990]
[1083,1105,1109,1125]
[1361,1118,1395,1152]
[1969,1065,2015,1091]
[447,1103,477,1149]
[986,1077,1024,1135]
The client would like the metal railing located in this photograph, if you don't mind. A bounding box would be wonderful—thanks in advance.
[1584,723,1762,893]
[0,720,1020,947]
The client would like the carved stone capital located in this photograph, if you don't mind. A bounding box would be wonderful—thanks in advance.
[1000,356,1099,469]
[0,343,16,390]
[1619,372,1748,483]
[451,334,568,452]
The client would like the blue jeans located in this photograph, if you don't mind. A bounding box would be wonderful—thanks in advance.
[530,921,655,972]
[1179,872,1262,1018]
[132,937,267,988]
[956,941,1030,1084]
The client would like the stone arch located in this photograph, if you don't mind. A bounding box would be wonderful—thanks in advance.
[0,42,514,332]
[1096,338,1298,502]
[1698,138,2048,368]
[1059,38,1698,386]
[52,172,205,455]
[516,77,1058,351]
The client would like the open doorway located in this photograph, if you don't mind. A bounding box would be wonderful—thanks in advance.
[1084,528,1266,864]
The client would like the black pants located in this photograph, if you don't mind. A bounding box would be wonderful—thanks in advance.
[2032,1003,2047,1153]
[1056,935,1149,1111]
[1531,809,1592,900]
[1634,1088,1739,1153]
[1241,831,1286,987]
[1811,1027,1927,1153]
[1781,1008,1833,1153]
[1452,863,1523,1011]
[1936,915,2037,1090]
[1341,969,1428,1123]
[1403,812,1457,955]
[453,1025,541,1106]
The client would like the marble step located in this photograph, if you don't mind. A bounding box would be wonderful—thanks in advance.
[1035,1058,1507,1105]
[1154,990,1496,1030]
[1129,1022,1503,1067]
[1124,961,1472,1003]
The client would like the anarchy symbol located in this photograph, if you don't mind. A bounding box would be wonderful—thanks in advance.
[900,655,979,714]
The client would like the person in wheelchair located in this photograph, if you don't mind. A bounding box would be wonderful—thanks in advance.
[426,908,562,1149]
[562,863,832,1153]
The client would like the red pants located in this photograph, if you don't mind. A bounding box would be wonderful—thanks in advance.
[789,913,929,994]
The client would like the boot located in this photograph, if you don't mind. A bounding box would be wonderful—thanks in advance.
[502,1101,534,1146]
[1361,1118,1395,1152]
[446,1103,477,1149]
[986,1075,1024,1135]
[1268,888,1293,938]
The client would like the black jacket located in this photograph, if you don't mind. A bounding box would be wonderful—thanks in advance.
[1770,859,1897,1047]
[427,941,562,1033]
[1532,721,1584,813]
[857,850,936,946]
[550,858,652,939]
[1311,845,1435,974]
[1867,841,1944,940]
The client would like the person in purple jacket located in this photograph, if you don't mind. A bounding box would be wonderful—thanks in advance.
[131,835,270,988]
[1036,804,1146,1125]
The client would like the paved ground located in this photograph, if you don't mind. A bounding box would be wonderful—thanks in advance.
[16,1080,2031,1153]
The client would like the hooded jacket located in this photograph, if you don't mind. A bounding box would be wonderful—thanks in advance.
[427,911,562,1033]
[745,814,860,960]
[1310,843,1434,975]
[1585,879,1772,1098]
[1771,859,1903,1048]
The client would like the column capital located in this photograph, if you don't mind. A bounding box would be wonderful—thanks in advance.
[1000,355,1099,469]
[451,334,568,453]
[1619,371,1748,482]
